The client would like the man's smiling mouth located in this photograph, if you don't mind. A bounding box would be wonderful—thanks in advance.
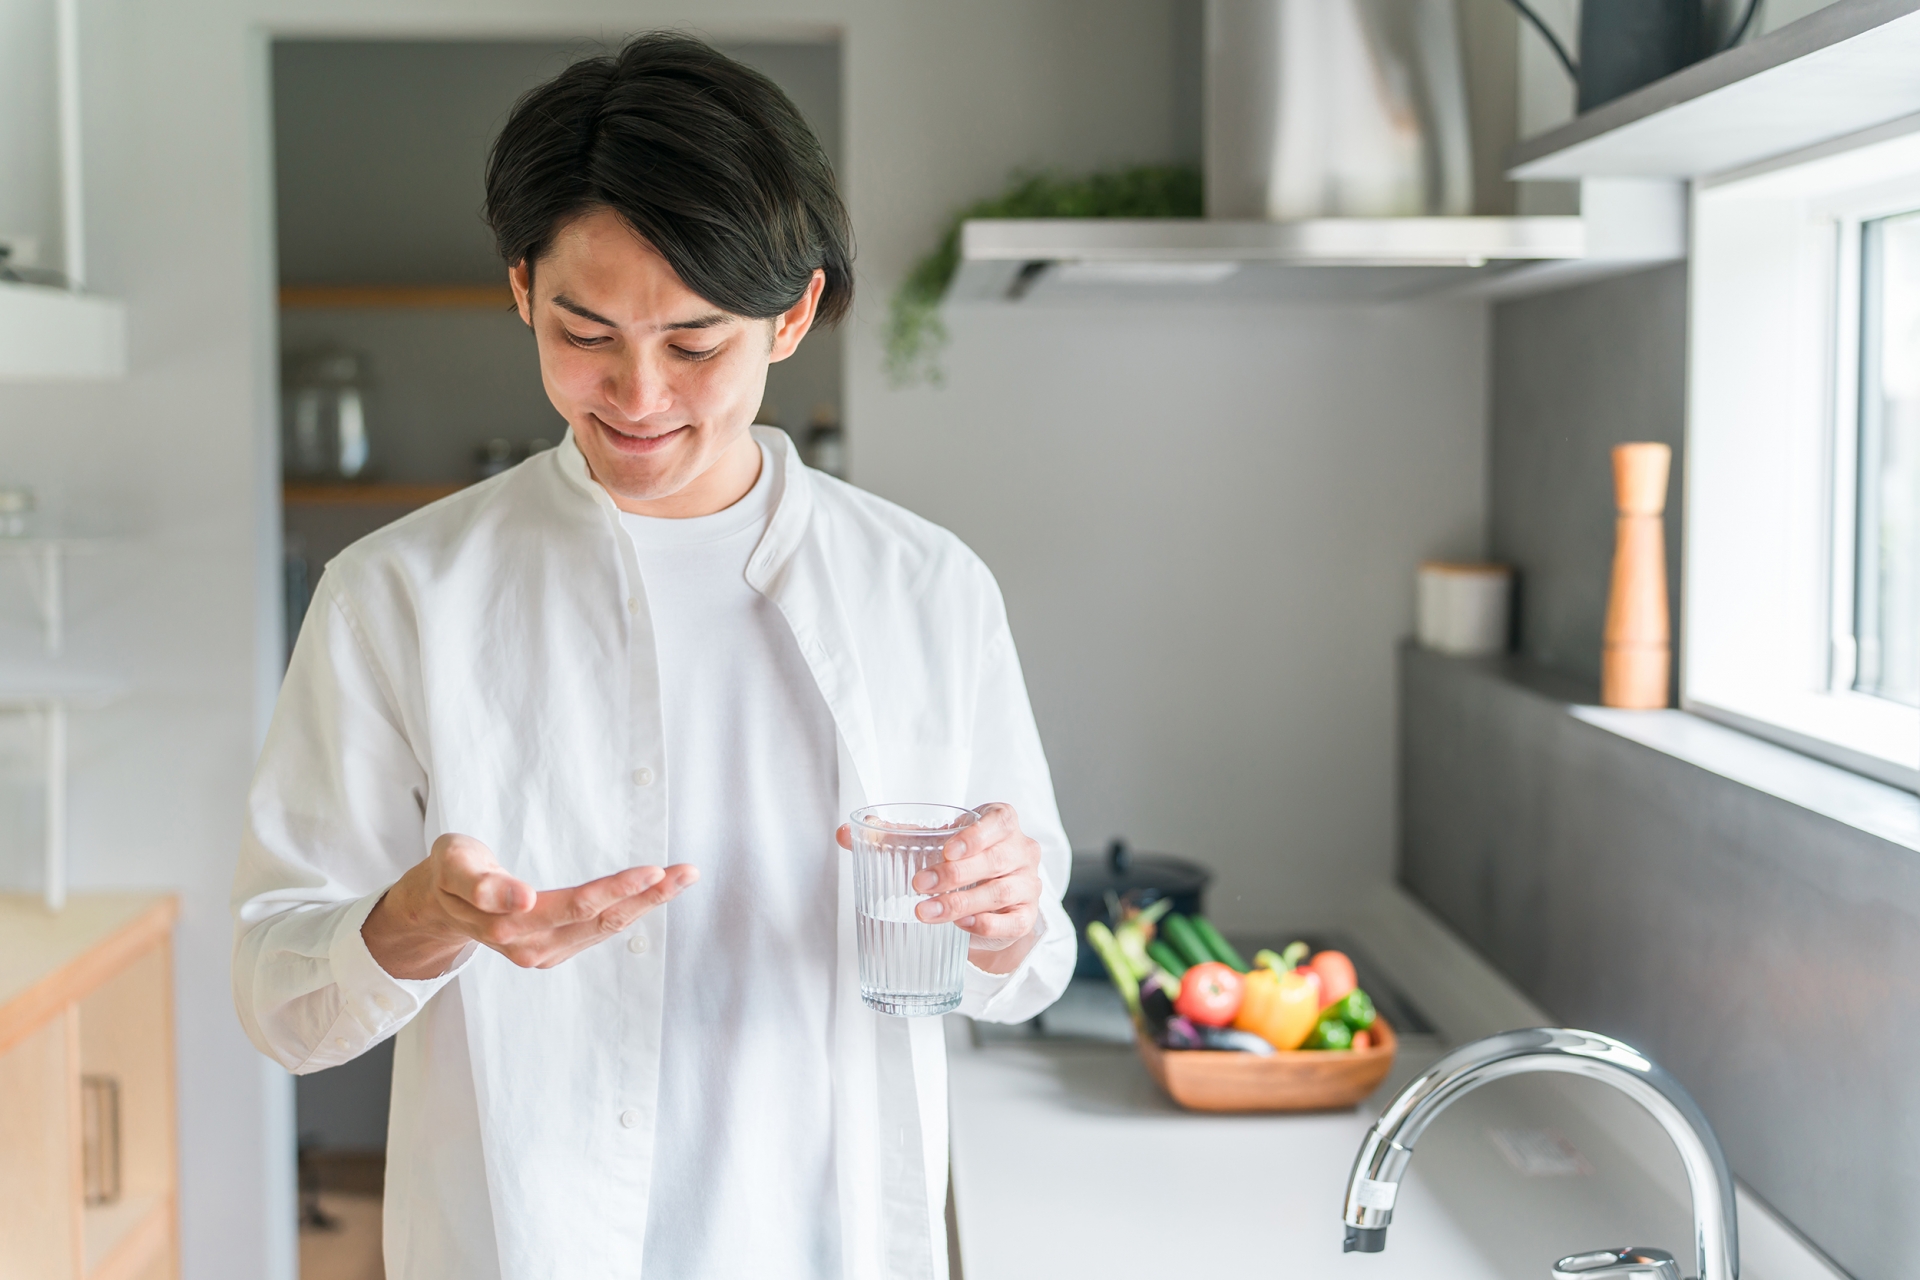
[597,416,688,447]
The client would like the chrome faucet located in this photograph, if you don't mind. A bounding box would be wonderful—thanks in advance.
[1340,1027,1738,1280]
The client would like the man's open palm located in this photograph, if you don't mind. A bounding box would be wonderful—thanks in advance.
[364,833,699,980]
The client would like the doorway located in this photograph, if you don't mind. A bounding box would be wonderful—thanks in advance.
[268,34,845,1278]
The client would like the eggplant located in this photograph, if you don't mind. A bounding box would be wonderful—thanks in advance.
[1198,1026,1276,1056]
[1161,1015,1205,1050]
[1138,973,1176,1039]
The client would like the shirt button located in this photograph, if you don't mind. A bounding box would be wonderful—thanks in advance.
[372,994,392,1011]
[632,767,653,786]
[627,597,640,614]
[334,1038,349,1050]
[627,934,650,955]
[620,1109,641,1129]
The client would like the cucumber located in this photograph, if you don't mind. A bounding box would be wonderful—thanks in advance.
[1085,921,1140,1017]
[1146,939,1189,978]
[1332,989,1377,1031]
[1189,916,1249,972]
[1161,915,1215,969]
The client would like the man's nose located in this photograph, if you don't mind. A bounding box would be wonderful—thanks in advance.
[604,352,673,421]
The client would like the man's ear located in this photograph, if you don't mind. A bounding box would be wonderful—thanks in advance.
[508,260,534,327]
[769,268,826,363]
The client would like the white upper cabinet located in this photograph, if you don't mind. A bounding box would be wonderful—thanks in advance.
[0,0,125,381]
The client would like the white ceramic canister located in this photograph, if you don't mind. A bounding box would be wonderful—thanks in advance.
[1416,562,1512,657]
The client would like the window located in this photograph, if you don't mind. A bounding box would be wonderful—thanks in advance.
[1853,211,1920,709]
[1687,120,1920,792]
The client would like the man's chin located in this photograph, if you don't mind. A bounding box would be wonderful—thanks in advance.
[599,461,696,505]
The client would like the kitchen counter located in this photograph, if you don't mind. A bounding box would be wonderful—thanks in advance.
[948,887,1844,1280]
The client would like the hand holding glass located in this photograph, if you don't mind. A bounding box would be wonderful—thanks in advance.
[848,803,978,1016]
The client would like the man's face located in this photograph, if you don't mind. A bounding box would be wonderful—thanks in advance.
[510,207,821,510]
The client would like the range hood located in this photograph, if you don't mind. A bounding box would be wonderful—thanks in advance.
[947,0,1663,305]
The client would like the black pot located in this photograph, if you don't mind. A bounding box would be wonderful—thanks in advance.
[1063,839,1213,978]
[1578,0,1704,113]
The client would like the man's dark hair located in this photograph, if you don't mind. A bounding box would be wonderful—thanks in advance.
[485,33,852,325]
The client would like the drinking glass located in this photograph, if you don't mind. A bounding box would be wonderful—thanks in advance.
[849,803,978,1016]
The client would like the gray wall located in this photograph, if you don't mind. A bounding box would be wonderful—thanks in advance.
[1400,646,1917,1280]
[1404,263,1918,1278]
[1489,262,1686,690]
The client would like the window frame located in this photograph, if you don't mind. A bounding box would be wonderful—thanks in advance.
[1684,117,1920,794]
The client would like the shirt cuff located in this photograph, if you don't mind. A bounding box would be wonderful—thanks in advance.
[327,888,476,1044]
[960,893,1053,1018]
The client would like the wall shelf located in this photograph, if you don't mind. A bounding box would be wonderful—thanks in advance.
[1,536,119,655]
[0,672,128,912]
[0,283,126,381]
[279,284,513,310]
[1509,0,1920,181]
[283,481,467,508]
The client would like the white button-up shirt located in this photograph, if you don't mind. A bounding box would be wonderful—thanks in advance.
[232,427,1074,1280]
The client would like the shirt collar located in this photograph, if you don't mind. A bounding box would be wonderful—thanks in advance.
[552,425,813,586]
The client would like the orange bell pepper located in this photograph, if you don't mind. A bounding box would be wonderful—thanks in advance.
[1232,965,1322,1050]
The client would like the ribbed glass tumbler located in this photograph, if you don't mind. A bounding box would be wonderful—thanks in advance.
[849,803,978,1016]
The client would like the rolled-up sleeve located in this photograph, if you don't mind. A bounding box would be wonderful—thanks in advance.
[232,575,471,1073]
[957,612,1076,1024]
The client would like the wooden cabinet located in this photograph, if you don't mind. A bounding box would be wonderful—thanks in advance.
[0,895,178,1280]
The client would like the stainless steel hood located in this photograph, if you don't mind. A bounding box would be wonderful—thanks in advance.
[946,0,1597,305]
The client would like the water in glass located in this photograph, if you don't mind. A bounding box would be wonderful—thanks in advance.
[849,803,977,1016]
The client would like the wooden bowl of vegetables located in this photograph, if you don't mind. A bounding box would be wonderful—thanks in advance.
[1086,909,1398,1113]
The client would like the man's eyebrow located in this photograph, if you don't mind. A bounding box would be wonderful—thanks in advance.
[550,294,620,327]
[659,313,728,331]
[548,294,727,332]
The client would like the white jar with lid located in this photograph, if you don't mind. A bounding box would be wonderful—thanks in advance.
[1416,562,1512,657]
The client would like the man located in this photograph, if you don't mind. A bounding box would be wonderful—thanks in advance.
[233,34,1072,1280]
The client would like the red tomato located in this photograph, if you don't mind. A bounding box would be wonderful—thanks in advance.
[1174,962,1245,1027]
[1308,951,1357,1008]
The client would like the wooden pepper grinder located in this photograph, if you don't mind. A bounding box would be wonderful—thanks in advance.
[1602,442,1672,708]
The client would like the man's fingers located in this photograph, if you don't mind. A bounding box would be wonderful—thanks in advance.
[958,904,1036,944]
[598,864,699,928]
[433,835,535,915]
[449,863,699,959]
[468,872,537,915]
[549,865,669,925]
[509,866,701,967]
[941,803,1017,866]
[917,868,1037,923]
[915,831,1038,895]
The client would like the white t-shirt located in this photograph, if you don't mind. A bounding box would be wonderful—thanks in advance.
[619,446,841,1278]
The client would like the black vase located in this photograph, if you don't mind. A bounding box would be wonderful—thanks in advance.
[1577,0,1705,113]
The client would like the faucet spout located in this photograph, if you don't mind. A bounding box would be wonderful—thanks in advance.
[1341,1028,1738,1280]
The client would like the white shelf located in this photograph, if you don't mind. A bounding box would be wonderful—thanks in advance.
[0,282,125,381]
[0,669,127,912]
[1509,0,1920,181]
[0,536,119,655]
[0,673,126,708]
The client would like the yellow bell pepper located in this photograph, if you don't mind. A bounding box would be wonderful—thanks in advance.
[1233,966,1322,1050]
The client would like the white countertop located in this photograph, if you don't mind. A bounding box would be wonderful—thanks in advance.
[947,887,1845,1280]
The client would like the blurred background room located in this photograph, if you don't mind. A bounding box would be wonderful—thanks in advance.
[1,1,1915,1278]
